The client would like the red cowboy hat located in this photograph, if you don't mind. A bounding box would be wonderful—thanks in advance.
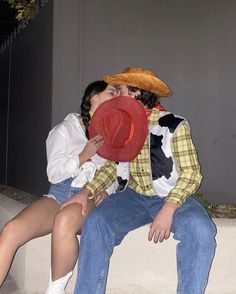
[89,96,148,162]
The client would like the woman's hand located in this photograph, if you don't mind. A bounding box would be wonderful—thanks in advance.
[79,135,104,166]
[95,191,109,206]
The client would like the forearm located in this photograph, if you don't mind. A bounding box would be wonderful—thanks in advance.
[86,162,117,198]
[165,169,203,205]
[168,122,203,206]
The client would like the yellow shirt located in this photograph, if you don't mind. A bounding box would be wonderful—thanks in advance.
[86,109,202,205]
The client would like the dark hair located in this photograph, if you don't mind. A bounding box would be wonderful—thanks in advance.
[127,86,160,109]
[80,80,108,138]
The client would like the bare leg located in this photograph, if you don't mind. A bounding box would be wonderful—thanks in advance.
[0,197,60,286]
[51,200,95,281]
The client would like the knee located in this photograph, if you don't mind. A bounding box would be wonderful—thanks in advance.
[0,219,21,245]
[52,210,78,238]
[174,204,216,247]
[188,217,216,256]
[192,215,216,247]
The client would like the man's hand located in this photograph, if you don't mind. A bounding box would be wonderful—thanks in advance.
[95,191,108,206]
[148,202,179,243]
[60,188,92,215]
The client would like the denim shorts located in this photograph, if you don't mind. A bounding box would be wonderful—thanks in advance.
[44,177,82,205]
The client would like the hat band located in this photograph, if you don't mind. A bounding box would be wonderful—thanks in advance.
[124,121,135,146]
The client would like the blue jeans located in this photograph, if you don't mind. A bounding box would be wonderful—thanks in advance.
[45,178,82,205]
[74,188,216,294]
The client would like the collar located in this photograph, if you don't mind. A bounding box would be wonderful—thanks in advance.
[148,108,160,126]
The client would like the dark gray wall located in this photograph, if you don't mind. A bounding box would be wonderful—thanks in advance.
[76,0,236,204]
[51,0,82,126]
[0,48,10,183]
[5,0,53,194]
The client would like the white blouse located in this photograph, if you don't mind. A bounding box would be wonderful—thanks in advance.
[46,113,108,188]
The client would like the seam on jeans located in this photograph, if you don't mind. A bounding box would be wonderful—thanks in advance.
[176,242,182,294]
[96,219,115,294]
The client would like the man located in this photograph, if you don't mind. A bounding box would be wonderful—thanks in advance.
[63,67,216,294]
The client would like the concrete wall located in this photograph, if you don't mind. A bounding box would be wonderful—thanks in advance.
[0,0,235,203]
[1,193,236,294]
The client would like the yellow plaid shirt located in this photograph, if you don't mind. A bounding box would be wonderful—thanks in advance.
[86,109,202,205]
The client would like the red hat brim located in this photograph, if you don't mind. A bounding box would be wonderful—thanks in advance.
[89,96,148,162]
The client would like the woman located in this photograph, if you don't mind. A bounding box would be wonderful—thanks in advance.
[0,81,119,291]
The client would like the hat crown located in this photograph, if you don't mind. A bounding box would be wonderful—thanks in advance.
[89,95,148,162]
[102,110,133,148]
[103,67,172,97]
[123,67,157,77]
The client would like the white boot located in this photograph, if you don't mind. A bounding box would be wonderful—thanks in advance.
[45,271,73,294]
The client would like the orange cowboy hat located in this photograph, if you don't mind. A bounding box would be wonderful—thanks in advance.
[103,67,173,97]
[89,96,148,162]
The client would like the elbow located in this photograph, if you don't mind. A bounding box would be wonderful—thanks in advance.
[47,173,57,184]
[198,170,203,184]
[46,166,58,184]
[193,170,203,193]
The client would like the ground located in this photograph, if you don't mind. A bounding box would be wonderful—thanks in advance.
[0,183,40,204]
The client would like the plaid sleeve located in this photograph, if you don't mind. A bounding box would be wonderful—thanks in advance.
[86,161,117,199]
[166,123,203,205]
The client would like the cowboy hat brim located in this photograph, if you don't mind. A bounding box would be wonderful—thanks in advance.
[103,72,172,97]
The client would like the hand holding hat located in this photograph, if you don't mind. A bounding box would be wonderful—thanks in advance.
[89,96,148,162]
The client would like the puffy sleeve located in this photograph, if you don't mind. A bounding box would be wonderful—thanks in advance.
[46,124,81,184]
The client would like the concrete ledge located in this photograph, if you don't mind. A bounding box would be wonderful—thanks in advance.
[0,193,236,294]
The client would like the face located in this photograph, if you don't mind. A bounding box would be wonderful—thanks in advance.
[118,84,129,96]
[90,85,119,113]
[118,84,140,98]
